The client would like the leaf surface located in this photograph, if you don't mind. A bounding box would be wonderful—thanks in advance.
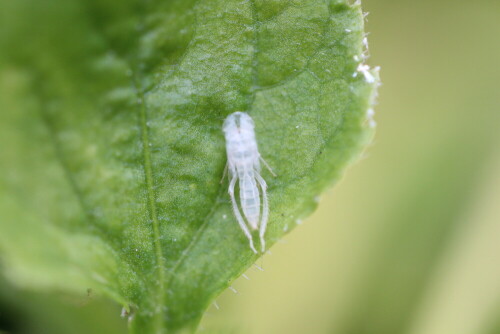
[0,0,378,332]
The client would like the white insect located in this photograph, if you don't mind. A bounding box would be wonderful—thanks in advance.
[222,112,275,254]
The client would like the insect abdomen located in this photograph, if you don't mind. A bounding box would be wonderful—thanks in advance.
[240,176,260,229]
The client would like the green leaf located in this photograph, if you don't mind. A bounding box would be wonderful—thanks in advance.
[0,0,377,332]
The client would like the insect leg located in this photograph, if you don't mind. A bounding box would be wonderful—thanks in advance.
[229,174,257,254]
[259,156,277,177]
[220,162,229,184]
[255,172,269,252]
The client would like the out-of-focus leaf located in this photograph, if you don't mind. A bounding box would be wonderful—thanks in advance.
[0,278,126,334]
[330,120,500,334]
[407,151,500,334]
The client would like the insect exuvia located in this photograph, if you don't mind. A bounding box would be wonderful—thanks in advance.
[222,112,275,254]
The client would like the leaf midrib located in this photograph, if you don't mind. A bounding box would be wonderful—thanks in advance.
[135,77,167,330]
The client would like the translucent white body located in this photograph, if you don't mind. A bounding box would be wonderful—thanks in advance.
[222,112,274,253]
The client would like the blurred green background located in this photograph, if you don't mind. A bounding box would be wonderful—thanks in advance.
[1,0,500,333]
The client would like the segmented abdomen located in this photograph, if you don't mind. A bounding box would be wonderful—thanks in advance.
[239,174,260,229]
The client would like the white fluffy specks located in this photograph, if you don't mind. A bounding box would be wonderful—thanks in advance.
[354,63,377,83]
[366,108,376,128]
